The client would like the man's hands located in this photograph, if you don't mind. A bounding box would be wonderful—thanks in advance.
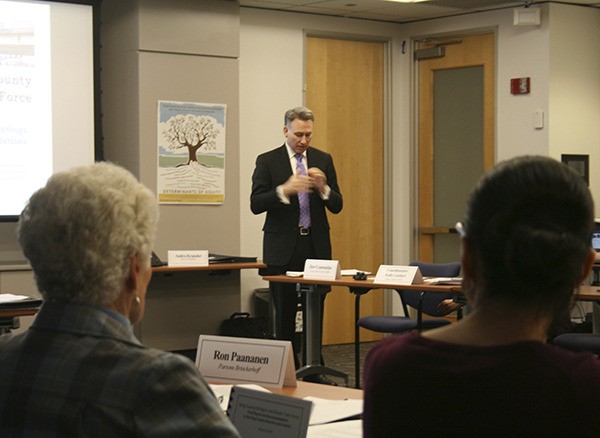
[281,167,327,197]
[308,167,327,193]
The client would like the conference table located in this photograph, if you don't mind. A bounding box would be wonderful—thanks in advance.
[574,285,600,301]
[265,275,600,388]
[263,274,460,388]
[0,300,43,334]
[270,380,363,400]
[145,260,266,351]
[152,261,266,274]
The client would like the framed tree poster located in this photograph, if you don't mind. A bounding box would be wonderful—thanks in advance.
[157,100,226,204]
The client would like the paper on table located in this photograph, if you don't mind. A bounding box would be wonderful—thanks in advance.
[0,293,31,304]
[209,383,270,412]
[341,269,371,276]
[304,396,363,426]
[285,271,304,277]
[423,277,462,285]
[307,419,362,437]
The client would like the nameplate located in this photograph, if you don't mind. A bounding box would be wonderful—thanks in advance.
[303,259,341,280]
[195,335,296,388]
[227,386,312,438]
[374,265,423,285]
[167,250,209,267]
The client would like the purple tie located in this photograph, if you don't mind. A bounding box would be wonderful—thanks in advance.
[295,153,311,228]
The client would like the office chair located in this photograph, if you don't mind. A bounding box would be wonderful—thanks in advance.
[355,261,462,387]
[553,333,600,358]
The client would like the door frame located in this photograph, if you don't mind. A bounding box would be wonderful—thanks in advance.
[412,29,497,263]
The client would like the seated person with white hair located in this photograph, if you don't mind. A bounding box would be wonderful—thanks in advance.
[0,162,239,437]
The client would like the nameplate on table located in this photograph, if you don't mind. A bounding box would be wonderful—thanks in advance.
[195,335,296,388]
[303,259,341,280]
[227,386,312,438]
[374,265,423,285]
[167,250,209,267]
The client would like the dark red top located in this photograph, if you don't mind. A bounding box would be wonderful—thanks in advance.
[363,331,600,437]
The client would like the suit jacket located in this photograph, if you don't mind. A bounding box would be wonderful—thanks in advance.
[251,144,343,267]
[0,302,239,437]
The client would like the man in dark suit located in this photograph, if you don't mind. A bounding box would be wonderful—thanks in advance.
[251,107,343,385]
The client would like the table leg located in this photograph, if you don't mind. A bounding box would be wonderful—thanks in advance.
[349,286,373,389]
[354,291,361,389]
[0,316,20,334]
[295,283,349,386]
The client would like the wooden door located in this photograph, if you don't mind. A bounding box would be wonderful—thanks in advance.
[417,33,495,263]
[306,36,385,345]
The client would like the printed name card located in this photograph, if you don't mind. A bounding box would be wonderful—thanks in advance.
[303,259,341,280]
[374,265,423,285]
[195,335,296,388]
[227,386,312,438]
[167,250,209,267]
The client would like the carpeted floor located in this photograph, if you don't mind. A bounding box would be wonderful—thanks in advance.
[322,341,378,388]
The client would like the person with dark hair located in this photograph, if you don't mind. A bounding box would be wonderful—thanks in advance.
[363,156,600,436]
[0,162,239,436]
[251,107,343,385]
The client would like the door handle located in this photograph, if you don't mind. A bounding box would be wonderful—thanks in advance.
[418,226,458,235]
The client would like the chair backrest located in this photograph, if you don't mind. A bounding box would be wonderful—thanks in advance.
[399,261,461,317]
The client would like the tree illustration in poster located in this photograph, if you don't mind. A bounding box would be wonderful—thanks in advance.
[157,100,226,204]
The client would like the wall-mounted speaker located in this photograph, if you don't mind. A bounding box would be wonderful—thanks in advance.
[513,7,541,26]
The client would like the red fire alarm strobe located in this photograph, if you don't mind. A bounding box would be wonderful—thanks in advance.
[511,77,530,95]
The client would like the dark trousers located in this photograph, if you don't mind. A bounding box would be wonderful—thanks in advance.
[268,233,327,369]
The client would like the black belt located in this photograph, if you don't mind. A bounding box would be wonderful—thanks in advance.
[299,226,311,235]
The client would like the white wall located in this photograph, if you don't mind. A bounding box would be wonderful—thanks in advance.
[239,10,304,311]
[393,6,551,315]
[397,5,552,161]
[238,4,600,314]
[392,4,599,314]
[548,3,600,204]
[393,3,599,233]
[238,9,402,311]
[548,4,600,319]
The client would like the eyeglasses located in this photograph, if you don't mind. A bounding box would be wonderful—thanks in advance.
[455,221,466,237]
